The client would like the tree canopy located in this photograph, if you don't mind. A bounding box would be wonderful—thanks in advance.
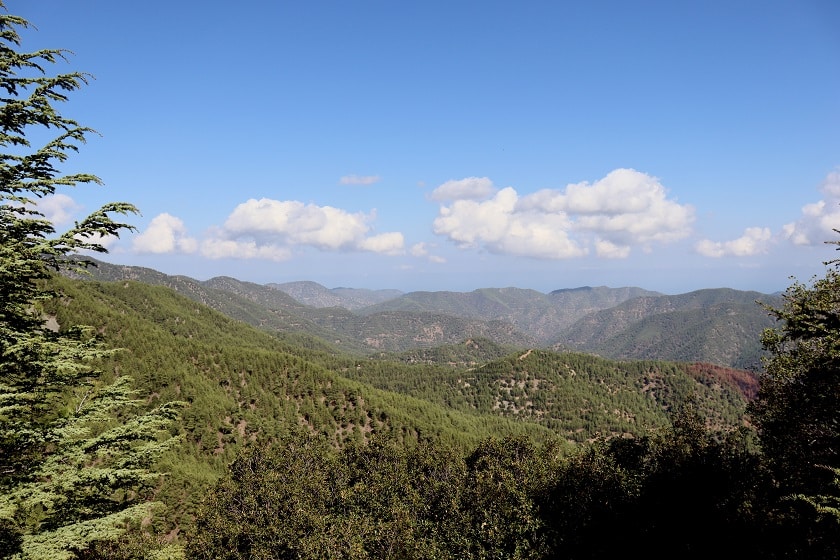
[747,240,840,557]
[0,4,181,558]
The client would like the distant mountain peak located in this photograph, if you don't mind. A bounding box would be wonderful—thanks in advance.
[550,286,596,294]
[268,281,403,310]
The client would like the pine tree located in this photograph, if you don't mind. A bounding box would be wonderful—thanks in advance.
[748,240,840,557]
[0,4,182,558]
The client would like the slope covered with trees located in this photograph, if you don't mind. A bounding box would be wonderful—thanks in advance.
[72,258,778,369]
[69,259,541,354]
[268,280,403,310]
[553,288,782,370]
[182,253,840,559]
[41,276,570,536]
[41,275,759,534]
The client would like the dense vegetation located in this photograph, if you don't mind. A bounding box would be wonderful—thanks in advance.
[38,276,754,530]
[2,4,838,558]
[553,288,780,370]
[185,416,765,559]
[25,258,838,559]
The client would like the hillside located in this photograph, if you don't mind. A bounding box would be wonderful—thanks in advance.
[553,288,782,370]
[44,274,562,532]
[70,259,537,354]
[353,349,754,441]
[44,270,760,535]
[269,280,404,309]
[355,285,661,341]
[68,258,778,368]
[370,337,522,366]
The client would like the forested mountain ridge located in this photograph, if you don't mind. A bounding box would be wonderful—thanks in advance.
[351,285,662,341]
[69,258,779,369]
[43,274,566,532]
[34,264,832,559]
[43,263,835,559]
[268,280,404,310]
[7,2,834,554]
[67,259,538,354]
[353,349,755,440]
[554,288,782,370]
[42,272,758,528]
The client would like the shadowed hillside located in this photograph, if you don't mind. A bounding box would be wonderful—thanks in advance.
[553,288,782,370]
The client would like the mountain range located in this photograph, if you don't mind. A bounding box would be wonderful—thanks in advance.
[67,258,782,370]
[49,257,774,534]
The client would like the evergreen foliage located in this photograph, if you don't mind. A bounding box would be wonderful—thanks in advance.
[747,246,840,557]
[0,5,181,558]
[41,275,571,532]
[38,268,772,542]
[352,349,753,442]
[188,418,766,559]
[186,432,561,559]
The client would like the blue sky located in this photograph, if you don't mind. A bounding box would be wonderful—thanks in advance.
[11,0,840,294]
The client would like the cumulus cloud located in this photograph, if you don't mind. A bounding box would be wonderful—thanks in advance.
[35,194,81,225]
[595,239,631,259]
[24,194,120,251]
[74,231,120,251]
[200,238,292,261]
[783,170,840,245]
[222,199,371,250]
[430,177,496,201]
[194,198,404,259]
[695,227,773,258]
[432,169,694,259]
[410,242,446,263]
[340,174,381,185]
[357,232,405,255]
[410,242,429,257]
[434,187,586,258]
[519,169,694,244]
[133,213,198,254]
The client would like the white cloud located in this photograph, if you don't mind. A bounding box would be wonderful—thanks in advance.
[410,242,429,257]
[203,198,404,258]
[200,238,292,261]
[525,169,668,215]
[133,213,198,254]
[783,170,840,246]
[35,194,81,225]
[26,194,122,252]
[695,227,773,257]
[432,169,693,259]
[430,177,496,201]
[821,170,840,198]
[433,187,586,259]
[519,169,694,245]
[340,174,381,185]
[410,241,446,263]
[595,239,631,259]
[224,199,370,250]
[357,232,405,255]
[75,232,120,251]
[434,187,517,246]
